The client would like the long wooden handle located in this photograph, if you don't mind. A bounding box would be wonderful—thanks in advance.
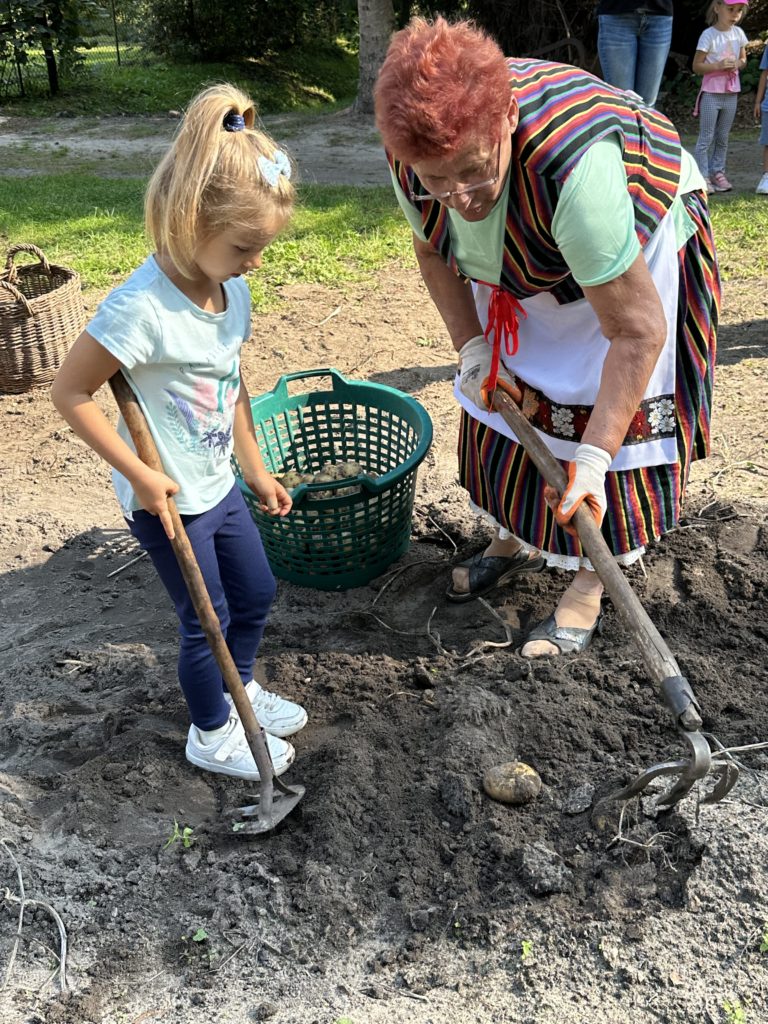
[109,371,277,799]
[492,389,681,685]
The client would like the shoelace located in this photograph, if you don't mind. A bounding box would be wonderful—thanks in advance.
[251,687,282,712]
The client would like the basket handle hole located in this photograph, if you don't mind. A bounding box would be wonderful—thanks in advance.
[285,374,334,399]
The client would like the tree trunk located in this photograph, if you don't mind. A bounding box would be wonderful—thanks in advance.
[41,32,59,95]
[35,8,59,96]
[355,0,395,115]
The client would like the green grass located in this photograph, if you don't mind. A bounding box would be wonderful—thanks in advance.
[0,176,413,308]
[0,172,764,313]
[4,40,358,117]
[709,196,768,278]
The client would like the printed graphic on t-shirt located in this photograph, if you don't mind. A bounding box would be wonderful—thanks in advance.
[162,360,239,459]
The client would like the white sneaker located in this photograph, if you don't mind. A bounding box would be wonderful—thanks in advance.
[224,679,308,738]
[756,173,768,195]
[185,715,294,780]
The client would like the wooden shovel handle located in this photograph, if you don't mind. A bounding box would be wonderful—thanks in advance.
[108,370,278,799]
[492,389,681,685]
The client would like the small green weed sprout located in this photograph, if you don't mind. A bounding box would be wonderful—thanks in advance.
[723,999,748,1024]
[163,820,195,850]
[521,939,534,961]
[180,927,219,967]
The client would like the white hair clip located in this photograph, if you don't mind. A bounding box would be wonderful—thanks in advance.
[257,149,292,187]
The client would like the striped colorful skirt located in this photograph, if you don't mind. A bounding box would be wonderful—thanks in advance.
[458,190,720,564]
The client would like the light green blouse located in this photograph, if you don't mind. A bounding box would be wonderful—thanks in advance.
[391,135,706,288]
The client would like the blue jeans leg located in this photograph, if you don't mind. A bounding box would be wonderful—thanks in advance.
[598,13,673,107]
[128,483,276,730]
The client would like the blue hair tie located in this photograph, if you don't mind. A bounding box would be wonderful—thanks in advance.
[223,112,246,133]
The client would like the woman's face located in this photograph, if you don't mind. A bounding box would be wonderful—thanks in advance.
[410,102,517,222]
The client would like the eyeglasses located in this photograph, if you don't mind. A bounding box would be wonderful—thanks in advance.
[409,142,501,203]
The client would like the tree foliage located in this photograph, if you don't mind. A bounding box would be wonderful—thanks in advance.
[0,0,102,93]
[140,0,357,60]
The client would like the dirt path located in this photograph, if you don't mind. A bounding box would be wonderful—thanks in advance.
[0,107,766,191]
[0,109,391,184]
[0,112,767,1024]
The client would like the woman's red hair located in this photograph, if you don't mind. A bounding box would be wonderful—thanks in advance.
[374,17,511,163]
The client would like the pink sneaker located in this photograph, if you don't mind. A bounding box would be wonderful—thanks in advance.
[704,178,715,194]
[711,171,732,192]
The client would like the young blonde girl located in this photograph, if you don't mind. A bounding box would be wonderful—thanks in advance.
[52,84,307,781]
[692,0,749,192]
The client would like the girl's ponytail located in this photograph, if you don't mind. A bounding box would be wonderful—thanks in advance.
[145,84,295,278]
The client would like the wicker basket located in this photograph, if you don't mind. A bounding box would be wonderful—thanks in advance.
[234,368,433,591]
[0,243,86,394]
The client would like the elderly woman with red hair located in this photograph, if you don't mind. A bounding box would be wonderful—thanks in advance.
[374,18,718,658]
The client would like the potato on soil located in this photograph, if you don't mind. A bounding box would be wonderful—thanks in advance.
[482,761,542,805]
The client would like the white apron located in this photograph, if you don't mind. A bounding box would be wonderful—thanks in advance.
[453,210,680,472]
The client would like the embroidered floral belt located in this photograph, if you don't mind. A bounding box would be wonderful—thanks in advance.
[516,380,676,446]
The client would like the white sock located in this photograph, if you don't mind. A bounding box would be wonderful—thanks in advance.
[197,721,230,743]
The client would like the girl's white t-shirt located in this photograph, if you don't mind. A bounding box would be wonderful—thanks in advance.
[696,25,748,92]
[87,255,251,516]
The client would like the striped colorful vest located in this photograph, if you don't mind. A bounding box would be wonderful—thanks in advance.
[389,58,682,305]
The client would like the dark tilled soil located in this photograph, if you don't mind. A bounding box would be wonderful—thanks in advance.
[2,487,768,1024]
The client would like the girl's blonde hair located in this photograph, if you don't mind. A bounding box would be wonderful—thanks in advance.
[706,0,746,25]
[145,84,295,278]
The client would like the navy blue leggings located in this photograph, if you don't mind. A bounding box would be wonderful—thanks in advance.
[128,483,276,730]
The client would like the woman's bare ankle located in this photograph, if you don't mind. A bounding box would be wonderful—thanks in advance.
[521,575,602,659]
[485,535,522,558]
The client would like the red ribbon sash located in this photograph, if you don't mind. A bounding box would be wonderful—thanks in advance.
[480,285,527,394]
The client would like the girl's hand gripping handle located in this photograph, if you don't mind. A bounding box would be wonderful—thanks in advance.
[108,371,180,540]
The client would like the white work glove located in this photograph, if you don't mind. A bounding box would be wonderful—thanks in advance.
[553,443,612,534]
[458,334,521,411]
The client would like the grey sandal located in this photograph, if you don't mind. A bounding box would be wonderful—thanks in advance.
[522,610,603,655]
[445,547,546,604]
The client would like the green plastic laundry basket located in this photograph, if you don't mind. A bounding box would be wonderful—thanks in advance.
[234,368,433,590]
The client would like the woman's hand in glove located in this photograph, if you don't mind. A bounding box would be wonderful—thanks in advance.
[458,335,521,410]
[545,443,612,537]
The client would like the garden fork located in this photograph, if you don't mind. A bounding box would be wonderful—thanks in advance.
[493,389,741,808]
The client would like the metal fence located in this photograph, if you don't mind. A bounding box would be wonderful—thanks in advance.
[0,1,149,100]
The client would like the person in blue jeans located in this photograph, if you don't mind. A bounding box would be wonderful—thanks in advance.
[52,83,308,782]
[597,0,674,107]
